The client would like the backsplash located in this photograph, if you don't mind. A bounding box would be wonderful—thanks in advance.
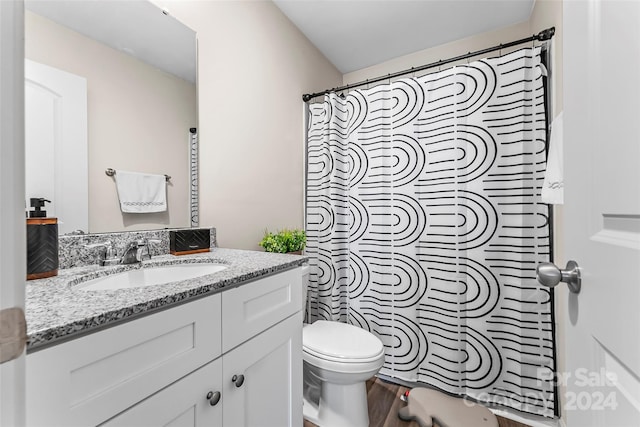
[58,228,217,269]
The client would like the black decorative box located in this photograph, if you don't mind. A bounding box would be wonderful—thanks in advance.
[170,228,211,255]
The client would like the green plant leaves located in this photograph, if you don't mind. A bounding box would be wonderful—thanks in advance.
[259,228,306,253]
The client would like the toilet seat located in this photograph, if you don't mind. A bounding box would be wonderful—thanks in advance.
[303,347,385,375]
[303,321,385,374]
[303,320,383,360]
[303,346,384,364]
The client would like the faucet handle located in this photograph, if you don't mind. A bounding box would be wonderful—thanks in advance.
[137,238,161,246]
[85,240,118,265]
[137,238,161,261]
[85,240,116,255]
[105,244,117,258]
[85,240,112,249]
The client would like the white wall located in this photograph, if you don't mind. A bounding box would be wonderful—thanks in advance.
[25,11,196,233]
[152,0,343,250]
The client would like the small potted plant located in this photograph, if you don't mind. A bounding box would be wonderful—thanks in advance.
[259,228,306,254]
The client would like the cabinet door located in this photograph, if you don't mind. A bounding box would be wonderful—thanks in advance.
[103,358,223,427]
[223,312,302,427]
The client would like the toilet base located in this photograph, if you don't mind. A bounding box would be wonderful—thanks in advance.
[303,381,369,427]
[302,395,321,425]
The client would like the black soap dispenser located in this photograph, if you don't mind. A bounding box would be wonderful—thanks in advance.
[26,198,59,280]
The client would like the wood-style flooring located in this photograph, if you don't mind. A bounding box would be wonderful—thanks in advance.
[303,377,531,427]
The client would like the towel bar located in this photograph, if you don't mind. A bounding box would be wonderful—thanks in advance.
[105,168,171,181]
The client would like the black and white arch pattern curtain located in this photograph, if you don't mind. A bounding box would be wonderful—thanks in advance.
[305,47,555,417]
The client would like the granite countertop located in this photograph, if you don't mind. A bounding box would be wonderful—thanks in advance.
[26,248,308,352]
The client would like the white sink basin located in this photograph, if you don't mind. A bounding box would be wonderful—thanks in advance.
[76,263,227,291]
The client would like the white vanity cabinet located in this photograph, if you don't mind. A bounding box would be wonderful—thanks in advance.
[26,267,303,427]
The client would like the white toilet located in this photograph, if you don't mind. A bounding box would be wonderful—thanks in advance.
[301,267,385,426]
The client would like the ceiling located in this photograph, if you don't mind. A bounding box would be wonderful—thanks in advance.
[273,0,535,74]
[25,0,196,83]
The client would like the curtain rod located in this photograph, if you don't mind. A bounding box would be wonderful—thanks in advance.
[302,27,555,102]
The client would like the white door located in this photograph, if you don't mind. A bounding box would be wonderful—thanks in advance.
[0,0,26,425]
[563,1,640,426]
[25,59,88,235]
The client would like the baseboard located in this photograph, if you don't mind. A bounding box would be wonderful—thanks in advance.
[490,407,562,427]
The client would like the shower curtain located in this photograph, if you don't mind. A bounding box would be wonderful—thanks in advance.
[305,47,555,417]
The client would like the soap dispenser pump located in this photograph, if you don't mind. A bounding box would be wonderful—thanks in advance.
[28,197,50,218]
[26,198,59,280]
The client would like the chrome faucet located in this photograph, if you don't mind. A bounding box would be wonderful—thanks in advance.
[87,238,161,266]
[120,239,161,264]
[120,241,141,264]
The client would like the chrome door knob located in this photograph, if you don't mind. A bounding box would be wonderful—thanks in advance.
[231,374,245,388]
[536,261,581,294]
[206,390,221,406]
[536,263,562,287]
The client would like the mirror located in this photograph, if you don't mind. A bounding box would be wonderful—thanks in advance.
[24,0,197,235]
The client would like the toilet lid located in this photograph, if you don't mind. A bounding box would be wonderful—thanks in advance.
[303,321,384,361]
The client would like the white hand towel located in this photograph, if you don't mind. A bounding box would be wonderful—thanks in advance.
[114,170,167,213]
[541,112,564,205]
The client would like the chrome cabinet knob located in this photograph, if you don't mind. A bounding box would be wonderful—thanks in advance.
[536,260,581,294]
[231,374,245,388]
[206,390,221,406]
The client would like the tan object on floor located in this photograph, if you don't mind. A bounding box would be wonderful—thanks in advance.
[398,387,499,427]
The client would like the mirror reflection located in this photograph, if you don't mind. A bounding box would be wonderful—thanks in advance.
[25,0,197,235]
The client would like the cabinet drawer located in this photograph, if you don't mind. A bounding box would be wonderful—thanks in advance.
[27,294,221,427]
[222,267,302,353]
